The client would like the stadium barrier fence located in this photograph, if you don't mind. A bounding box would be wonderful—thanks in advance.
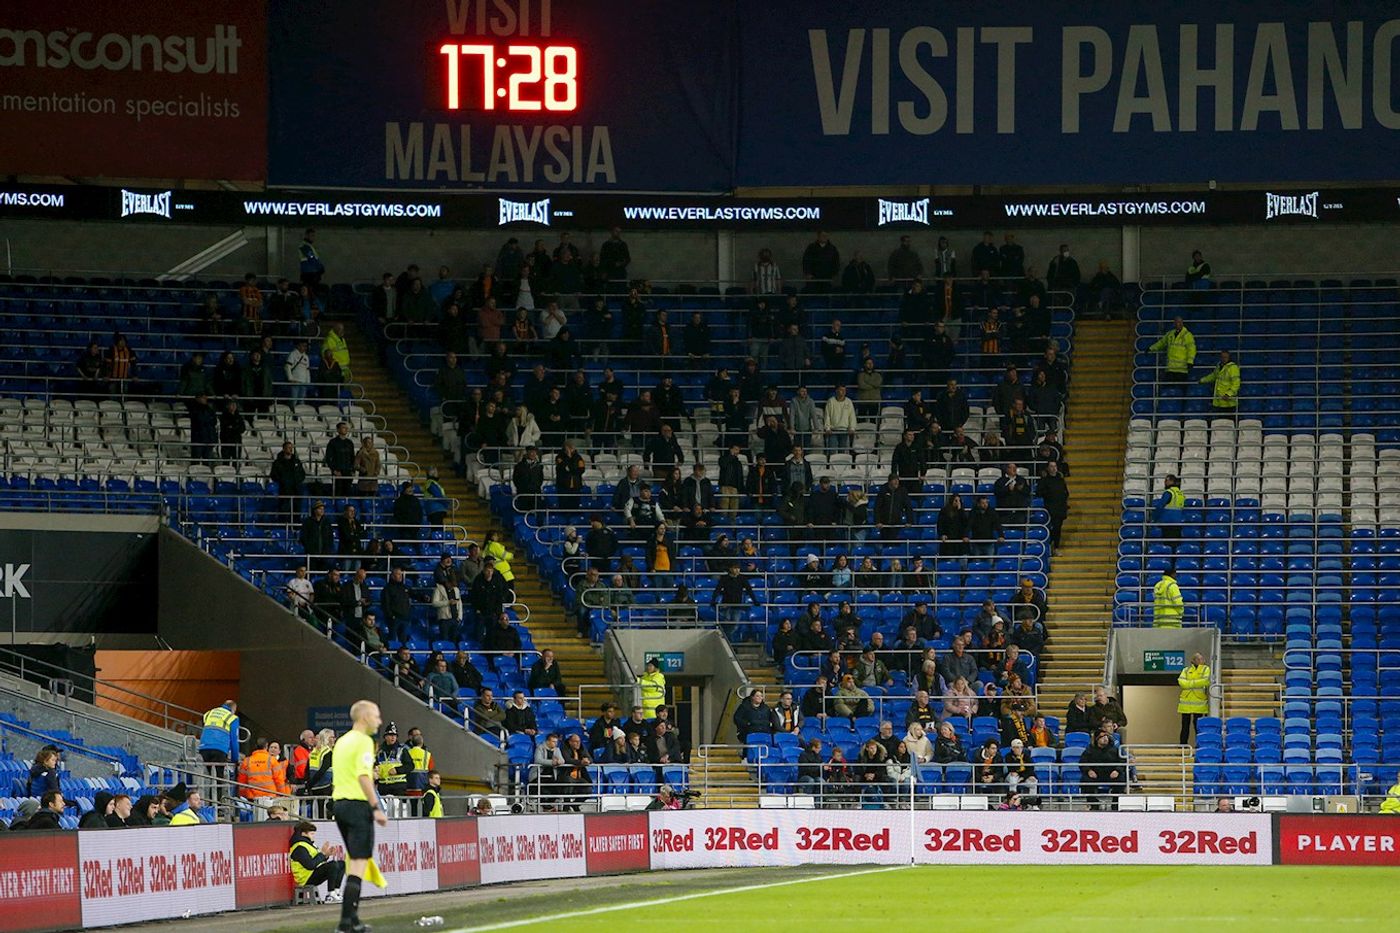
[4,809,1396,933]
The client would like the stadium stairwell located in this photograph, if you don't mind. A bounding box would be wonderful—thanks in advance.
[341,327,609,702]
[693,647,780,808]
[1036,321,1133,716]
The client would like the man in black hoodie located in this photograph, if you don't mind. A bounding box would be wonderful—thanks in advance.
[79,792,113,829]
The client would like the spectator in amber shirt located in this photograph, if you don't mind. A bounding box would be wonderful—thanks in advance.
[478,298,505,345]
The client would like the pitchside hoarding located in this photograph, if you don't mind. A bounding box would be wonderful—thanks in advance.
[0,811,1389,933]
[0,1,267,179]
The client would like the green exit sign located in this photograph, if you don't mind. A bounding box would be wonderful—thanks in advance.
[1144,650,1186,672]
[645,651,685,673]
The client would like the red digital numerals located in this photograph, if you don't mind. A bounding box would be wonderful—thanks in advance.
[439,43,578,111]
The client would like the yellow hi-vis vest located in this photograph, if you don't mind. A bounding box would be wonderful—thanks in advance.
[290,839,321,886]
[376,748,407,787]
[1153,575,1184,626]
[423,788,444,818]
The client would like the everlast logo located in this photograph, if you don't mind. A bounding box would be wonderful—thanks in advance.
[877,197,929,226]
[498,197,550,226]
[1265,191,1319,221]
[120,189,173,219]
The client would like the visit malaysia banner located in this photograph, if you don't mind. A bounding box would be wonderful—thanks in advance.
[266,0,735,191]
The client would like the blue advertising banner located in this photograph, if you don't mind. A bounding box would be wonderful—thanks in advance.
[736,2,1400,186]
[267,0,735,191]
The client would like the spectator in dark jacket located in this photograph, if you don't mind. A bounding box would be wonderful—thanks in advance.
[968,495,1004,556]
[299,501,334,572]
[380,567,414,643]
[732,690,778,742]
[79,792,114,830]
[26,749,61,798]
[528,649,566,695]
[1065,693,1093,734]
[323,422,356,497]
[469,565,511,639]
[391,483,424,542]
[482,612,523,670]
[1039,460,1070,550]
[644,425,684,480]
[874,476,914,541]
[933,379,969,432]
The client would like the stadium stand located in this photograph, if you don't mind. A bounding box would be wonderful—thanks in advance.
[1119,277,1400,799]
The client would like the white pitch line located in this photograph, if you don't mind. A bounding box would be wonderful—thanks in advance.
[446,864,910,932]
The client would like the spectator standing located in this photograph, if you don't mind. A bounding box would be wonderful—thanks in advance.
[712,564,759,637]
[823,385,856,454]
[381,567,415,644]
[874,475,913,541]
[967,494,1003,556]
[887,235,923,283]
[1149,316,1197,384]
[855,358,883,418]
[300,501,334,572]
[298,228,324,290]
[842,251,875,293]
[802,231,840,287]
[1156,474,1186,551]
[994,462,1031,526]
[1186,250,1212,289]
[971,231,1000,275]
[752,248,782,296]
[1045,243,1081,294]
[284,339,312,404]
[270,441,306,520]
[999,233,1025,278]
[324,422,356,497]
[1038,460,1070,551]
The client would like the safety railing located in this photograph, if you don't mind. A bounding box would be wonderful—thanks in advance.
[492,741,1176,813]
[0,717,133,775]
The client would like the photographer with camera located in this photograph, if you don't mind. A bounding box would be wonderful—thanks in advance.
[646,783,698,811]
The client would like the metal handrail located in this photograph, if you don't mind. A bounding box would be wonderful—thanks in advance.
[0,718,130,773]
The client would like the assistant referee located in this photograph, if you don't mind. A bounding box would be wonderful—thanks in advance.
[332,700,388,933]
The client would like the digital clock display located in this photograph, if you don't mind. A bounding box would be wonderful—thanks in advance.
[439,43,578,112]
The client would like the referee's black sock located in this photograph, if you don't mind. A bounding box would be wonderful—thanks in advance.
[340,876,362,927]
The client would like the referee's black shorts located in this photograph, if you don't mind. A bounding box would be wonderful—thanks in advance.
[333,800,375,860]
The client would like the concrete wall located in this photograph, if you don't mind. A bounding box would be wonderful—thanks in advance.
[7,217,1400,286]
[155,527,504,781]
[607,629,748,743]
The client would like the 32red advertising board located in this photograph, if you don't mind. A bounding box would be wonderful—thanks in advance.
[0,832,81,933]
[1276,815,1400,866]
[0,0,267,180]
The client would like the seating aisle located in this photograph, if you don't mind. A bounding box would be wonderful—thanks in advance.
[1036,321,1132,714]
[341,326,608,704]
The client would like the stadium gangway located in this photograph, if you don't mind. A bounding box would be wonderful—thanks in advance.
[1111,594,1400,632]
[0,645,213,741]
